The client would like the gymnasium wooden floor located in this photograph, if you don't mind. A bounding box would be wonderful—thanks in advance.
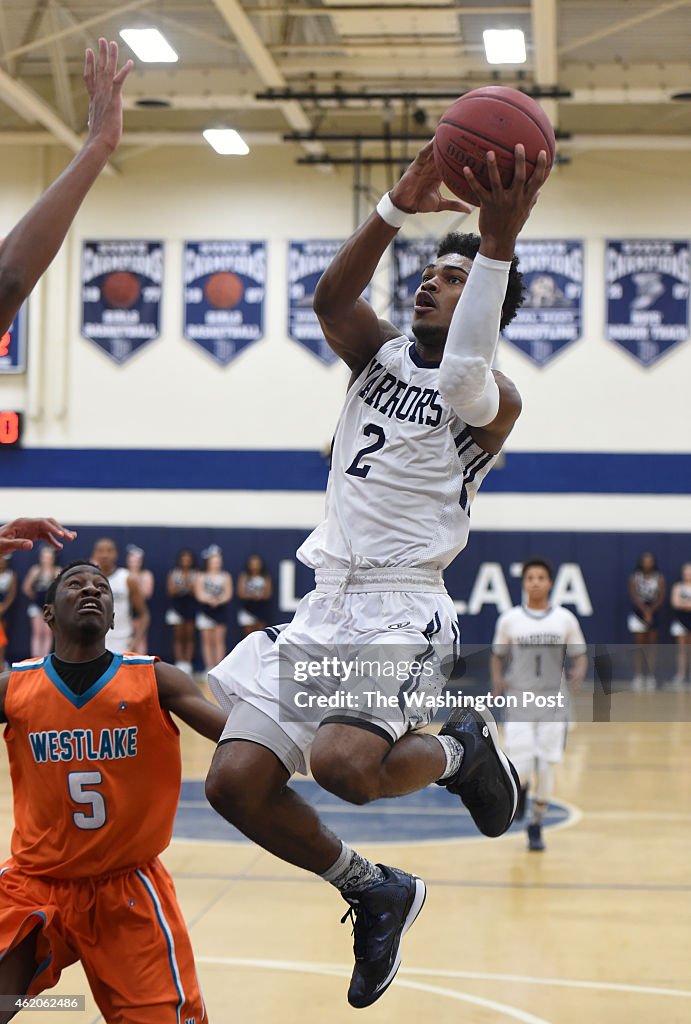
[1,689,690,1023]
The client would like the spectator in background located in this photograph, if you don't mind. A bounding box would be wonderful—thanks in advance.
[125,544,154,654]
[669,562,691,690]
[0,555,17,669]
[21,545,60,659]
[166,548,198,674]
[90,537,146,653]
[628,552,666,691]
[194,545,232,674]
[237,554,273,637]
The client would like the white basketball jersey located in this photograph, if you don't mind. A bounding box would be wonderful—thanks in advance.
[492,604,586,694]
[105,566,132,652]
[297,336,497,571]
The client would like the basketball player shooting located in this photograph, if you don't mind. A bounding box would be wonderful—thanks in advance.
[0,39,133,335]
[0,561,227,1022]
[206,141,549,1008]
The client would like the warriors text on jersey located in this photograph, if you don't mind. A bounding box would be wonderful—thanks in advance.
[3,653,181,878]
[298,336,497,571]
[492,605,587,695]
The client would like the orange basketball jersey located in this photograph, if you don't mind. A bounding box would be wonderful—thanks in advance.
[4,654,181,879]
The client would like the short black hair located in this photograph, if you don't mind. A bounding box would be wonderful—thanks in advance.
[521,557,554,581]
[436,231,525,330]
[44,560,109,606]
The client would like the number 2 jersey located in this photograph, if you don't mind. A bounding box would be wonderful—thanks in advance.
[3,653,181,879]
[297,336,497,571]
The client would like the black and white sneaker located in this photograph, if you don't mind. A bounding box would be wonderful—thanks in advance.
[438,705,520,837]
[341,864,426,1009]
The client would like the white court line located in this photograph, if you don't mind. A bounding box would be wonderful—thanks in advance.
[196,956,552,1024]
[586,811,691,822]
[196,956,691,1001]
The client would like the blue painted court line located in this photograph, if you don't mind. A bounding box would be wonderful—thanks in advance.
[175,778,570,845]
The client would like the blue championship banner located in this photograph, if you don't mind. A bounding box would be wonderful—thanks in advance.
[184,241,266,366]
[392,237,439,340]
[606,240,689,366]
[288,240,342,365]
[0,304,27,373]
[81,241,163,364]
[502,240,583,366]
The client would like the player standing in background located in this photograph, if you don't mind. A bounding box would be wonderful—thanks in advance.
[91,538,146,654]
[0,39,133,335]
[206,141,548,1008]
[490,558,587,852]
[0,560,226,1021]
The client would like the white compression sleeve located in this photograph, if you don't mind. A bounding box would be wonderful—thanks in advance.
[437,252,512,426]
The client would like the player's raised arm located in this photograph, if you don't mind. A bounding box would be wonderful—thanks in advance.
[313,141,471,374]
[155,662,227,741]
[437,145,547,452]
[0,39,133,333]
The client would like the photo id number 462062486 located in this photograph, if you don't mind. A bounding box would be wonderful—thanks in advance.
[0,995,85,1011]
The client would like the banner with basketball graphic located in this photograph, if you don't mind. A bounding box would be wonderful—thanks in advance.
[287,240,343,365]
[502,240,583,366]
[81,241,163,364]
[606,240,689,367]
[0,304,27,373]
[392,237,439,341]
[183,241,266,366]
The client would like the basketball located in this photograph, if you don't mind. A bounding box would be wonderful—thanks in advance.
[101,271,141,309]
[433,86,556,205]
[204,271,244,309]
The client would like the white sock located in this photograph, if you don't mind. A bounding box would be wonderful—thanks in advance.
[321,842,385,893]
[434,734,464,781]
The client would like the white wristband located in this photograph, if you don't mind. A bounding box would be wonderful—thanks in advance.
[375,192,412,229]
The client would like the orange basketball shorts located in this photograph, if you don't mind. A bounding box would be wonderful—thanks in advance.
[0,856,207,1023]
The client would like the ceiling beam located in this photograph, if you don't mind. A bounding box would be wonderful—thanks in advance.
[559,0,691,57]
[531,0,558,126]
[209,0,322,153]
[0,65,116,173]
[46,0,77,129]
[0,0,149,62]
[2,131,690,152]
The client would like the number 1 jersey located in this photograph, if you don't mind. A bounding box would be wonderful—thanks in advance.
[298,336,497,571]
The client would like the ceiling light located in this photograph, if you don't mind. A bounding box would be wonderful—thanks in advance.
[203,129,250,156]
[483,29,526,65]
[120,29,178,63]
